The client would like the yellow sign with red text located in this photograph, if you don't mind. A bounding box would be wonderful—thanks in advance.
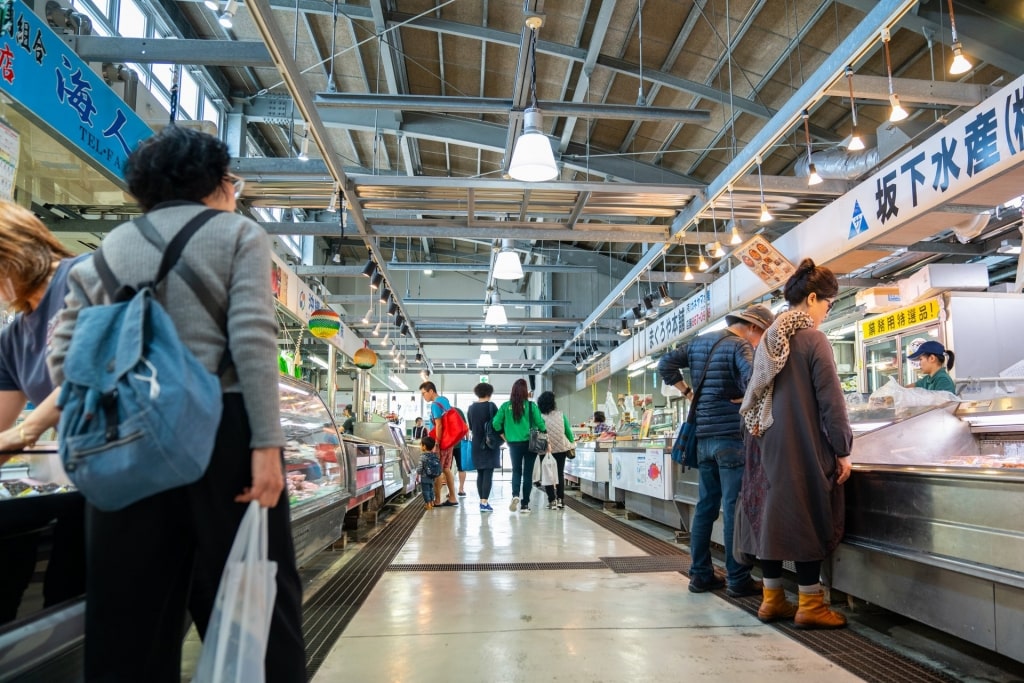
[860,298,940,340]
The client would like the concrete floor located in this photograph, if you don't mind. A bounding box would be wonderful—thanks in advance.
[312,478,862,682]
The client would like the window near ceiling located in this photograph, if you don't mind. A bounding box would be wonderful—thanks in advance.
[117,0,146,37]
[179,71,199,120]
[203,95,221,130]
[151,62,174,96]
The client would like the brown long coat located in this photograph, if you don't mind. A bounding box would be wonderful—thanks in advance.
[735,328,853,562]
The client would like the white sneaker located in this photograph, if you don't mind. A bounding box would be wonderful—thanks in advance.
[556,499,564,510]
[547,501,557,510]
[520,505,531,514]
[509,496,520,512]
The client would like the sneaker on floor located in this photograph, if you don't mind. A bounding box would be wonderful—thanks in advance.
[480,503,494,512]
[520,505,531,514]
[556,499,564,510]
[688,575,726,594]
[726,578,764,598]
[509,496,520,512]
[547,501,557,510]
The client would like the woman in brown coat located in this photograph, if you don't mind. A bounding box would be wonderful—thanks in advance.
[737,258,853,629]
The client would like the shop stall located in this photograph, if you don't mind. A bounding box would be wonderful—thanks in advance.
[570,439,619,503]
[610,436,681,527]
[832,398,1024,665]
[356,421,418,497]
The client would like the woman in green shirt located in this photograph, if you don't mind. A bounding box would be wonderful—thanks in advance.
[908,340,956,393]
[493,378,546,513]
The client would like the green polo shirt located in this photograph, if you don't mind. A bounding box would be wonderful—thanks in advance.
[915,367,955,393]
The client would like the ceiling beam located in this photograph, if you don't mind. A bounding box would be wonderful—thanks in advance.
[822,75,996,107]
[557,0,617,154]
[294,263,597,276]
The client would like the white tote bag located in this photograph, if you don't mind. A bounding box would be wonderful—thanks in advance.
[193,501,278,683]
[540,455,558,486]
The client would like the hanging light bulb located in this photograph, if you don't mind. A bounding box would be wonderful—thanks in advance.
[362,308,372,324]
[643,295,658,319]
[684,265,694,281]
[361,258,376,278]
[730,226,742,245]
[657,284,674,307]
[378,286,390,305]
[369,271,383,291]
[844,66,865,151]
[203,0,218,11]
[802,109,823,186]
[484,291,508,325]
[217,0,237,28]
[755,155,772,222]
[297,135,309,162]
[481,338,500,352]
[477,352,494,368]
[882,28,909,122]
[711,241,725,258]
[372,320,381,336]
[631,305,645,327]
[618,318,632,337]
[493,240,524,279]
[946,0,972,75]
[698,254,709,271]
[508,18,558,182]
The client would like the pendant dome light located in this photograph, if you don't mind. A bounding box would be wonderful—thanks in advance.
[882,29,909,122]
[493,239,524,279]
[507,16,558,182]
[946,0,972,75]
[484,291,508,325]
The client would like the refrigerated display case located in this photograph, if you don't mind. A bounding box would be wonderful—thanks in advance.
[356,421,418,497]
[570,440,619,503]
[610,436,682,528]
[831,398,1024,664]
[277,376,353,566]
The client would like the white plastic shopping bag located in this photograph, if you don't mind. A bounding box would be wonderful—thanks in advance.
[193,501,278,683]
[540,455,558,486]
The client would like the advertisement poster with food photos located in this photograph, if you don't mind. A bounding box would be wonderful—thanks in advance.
[735,235,796,289]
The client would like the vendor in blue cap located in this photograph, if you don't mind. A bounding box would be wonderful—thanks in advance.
[907,340,956,393]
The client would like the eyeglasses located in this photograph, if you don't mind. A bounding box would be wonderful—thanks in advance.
[226,174,245,199]
[825,298,837,314]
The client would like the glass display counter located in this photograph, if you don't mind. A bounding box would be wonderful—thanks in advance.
[610,437,682,528]
[833,398,1024,664]
[569,440,619,503]
[356,421,418,497]
[277,376,353,566]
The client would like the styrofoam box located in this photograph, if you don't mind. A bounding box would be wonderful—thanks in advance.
[897,263,989,304]
[855,286,902,313]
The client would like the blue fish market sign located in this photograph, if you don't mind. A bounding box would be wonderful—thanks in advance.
[0,0,151,181]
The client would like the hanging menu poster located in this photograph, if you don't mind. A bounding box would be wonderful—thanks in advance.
[0,119,19,200]
[734,235,796,290]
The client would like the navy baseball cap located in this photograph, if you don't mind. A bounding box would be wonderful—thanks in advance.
[908,340,945,360]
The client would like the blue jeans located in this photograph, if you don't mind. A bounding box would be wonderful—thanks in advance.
[689,436,751,588]
[421,480,435,504]
[508,441,537,506]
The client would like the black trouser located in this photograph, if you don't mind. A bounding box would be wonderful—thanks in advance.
[83,394,305,682]
[543,452,567,502]
[761,559,822,586]
[476,467,494,500]
[0,493,86,624]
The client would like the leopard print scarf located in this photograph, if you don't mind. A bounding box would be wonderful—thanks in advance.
[740,309,814,436]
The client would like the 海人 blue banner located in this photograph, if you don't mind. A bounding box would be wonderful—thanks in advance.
[0,0,152,180]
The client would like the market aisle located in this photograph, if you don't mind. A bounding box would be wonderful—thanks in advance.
[310,479,862,682]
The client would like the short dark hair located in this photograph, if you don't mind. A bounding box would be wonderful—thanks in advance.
[344,404,353,414]
[419,381,437,393]
[414,417,422,423]
[537,391,557,414]
[420,435,437,451]
[124,126,230,211]
[473,382,494,399]
[783,258,839,306]
[594,411,606,423]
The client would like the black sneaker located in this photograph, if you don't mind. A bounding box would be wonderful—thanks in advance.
[726,579,764,598]
[688,575,726,593]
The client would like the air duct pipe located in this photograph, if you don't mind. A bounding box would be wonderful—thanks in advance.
[794,144,880,181]
[101,63,139,110]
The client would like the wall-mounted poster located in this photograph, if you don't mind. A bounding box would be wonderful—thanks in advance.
[734,235,796,290]
[0,118,19,200]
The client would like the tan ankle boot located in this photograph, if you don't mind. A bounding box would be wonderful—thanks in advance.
[794,591,847,629]
[757,587,797,622]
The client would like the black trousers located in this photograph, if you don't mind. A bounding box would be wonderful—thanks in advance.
[475,467,494,499]
[543,452,568,502]
[83,394,305,682]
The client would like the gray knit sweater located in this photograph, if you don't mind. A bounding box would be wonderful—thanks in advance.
[47,201,285,448]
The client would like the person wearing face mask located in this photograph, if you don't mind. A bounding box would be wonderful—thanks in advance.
[907,340,956,393]
[737,258,853,630]
[0,200,87,624]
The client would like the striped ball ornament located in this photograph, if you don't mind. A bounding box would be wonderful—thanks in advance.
[308,308,341,338]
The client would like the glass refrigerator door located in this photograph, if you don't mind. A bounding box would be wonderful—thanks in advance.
[278,379,351,510]
[901,327,941,386]
[864,337,899,393]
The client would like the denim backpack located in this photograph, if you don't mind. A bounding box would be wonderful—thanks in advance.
[57,210,228,511]
[421,452,442,478]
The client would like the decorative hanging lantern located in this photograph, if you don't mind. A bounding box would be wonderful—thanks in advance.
[353,339,378,369]
[308,308,341,338]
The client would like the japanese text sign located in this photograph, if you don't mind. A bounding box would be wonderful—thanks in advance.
[0,0,151,181]
[860,297,940,340]
[642,288,711,357]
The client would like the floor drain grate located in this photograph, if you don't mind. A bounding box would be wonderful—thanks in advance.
[389,561,607,572]
[565,495,957,683]
[600,556,691,574]
[302,496,426,680]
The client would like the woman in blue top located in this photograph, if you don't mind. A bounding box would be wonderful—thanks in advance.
[493,378,545,513]
[908,340,956,393]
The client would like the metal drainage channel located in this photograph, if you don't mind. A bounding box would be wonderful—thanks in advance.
[562,496,957,683]
[389,561,606,572]
[302,497,427,680]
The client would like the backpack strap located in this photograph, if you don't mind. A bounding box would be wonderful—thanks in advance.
[91,249,123,301]
[134,211,233,375]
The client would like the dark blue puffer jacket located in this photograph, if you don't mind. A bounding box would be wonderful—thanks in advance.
[658,330,754,439]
